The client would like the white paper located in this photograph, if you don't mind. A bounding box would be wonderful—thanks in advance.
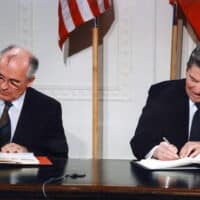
[136,154,200,170]
[0,152,39,164]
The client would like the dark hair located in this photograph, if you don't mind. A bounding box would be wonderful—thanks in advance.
[187,45,200,70]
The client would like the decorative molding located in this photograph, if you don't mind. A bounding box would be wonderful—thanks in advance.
[113,0,133,101]
[18,0,33,49]
[34,84,130,101]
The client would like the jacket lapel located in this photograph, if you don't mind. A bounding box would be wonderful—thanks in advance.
[12,89,32,142]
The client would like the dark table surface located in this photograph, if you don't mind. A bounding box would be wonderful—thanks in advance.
[1,158,200,199]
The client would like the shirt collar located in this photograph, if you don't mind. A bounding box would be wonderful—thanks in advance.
[0,91,26,110]
[189,99,198,110]
[189,99,195,106]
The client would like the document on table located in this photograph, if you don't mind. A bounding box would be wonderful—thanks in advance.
[134,154,200,170]
[0,152,40,165]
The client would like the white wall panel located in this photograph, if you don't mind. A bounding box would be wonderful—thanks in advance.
[0,0,192,159]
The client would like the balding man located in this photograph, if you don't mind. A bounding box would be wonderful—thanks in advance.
[0,45,68,157]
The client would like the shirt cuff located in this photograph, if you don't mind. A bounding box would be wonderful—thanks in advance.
[145,145,158,159]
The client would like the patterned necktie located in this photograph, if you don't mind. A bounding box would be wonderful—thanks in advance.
[190,103,200,141]
[0,101,12,146]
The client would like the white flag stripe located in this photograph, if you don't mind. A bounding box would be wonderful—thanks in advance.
[60,0,75,32]
[58,0,112,49]
[97,0,105,13]
[76,0,94,22]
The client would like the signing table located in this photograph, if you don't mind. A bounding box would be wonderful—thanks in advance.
[0,158,200,199]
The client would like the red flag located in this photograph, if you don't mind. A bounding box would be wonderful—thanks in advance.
[58,0,112,49]
[170,0,200,40]
[169,0,175,4]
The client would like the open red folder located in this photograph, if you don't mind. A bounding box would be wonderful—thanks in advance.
[37,156,52,165]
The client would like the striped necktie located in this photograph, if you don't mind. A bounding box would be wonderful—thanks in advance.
[0,101,12,146]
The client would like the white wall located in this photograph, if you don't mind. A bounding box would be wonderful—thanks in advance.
[0,0,194,159]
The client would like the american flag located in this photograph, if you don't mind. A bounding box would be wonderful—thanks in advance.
[58,0,112,49]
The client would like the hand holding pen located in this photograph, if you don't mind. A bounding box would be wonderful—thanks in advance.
[152,137,179,160]
[162,137,170,144]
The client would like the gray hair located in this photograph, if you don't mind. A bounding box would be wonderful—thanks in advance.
[0,44,39,79]
[27,56,39,79]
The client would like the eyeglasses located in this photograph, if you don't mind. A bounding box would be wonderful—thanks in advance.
[0,74,27,89]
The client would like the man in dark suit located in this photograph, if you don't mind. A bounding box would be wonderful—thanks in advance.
[130,46,200,161]
[0,45,68,157]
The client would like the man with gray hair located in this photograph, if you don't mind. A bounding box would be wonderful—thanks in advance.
[0,45,68,157]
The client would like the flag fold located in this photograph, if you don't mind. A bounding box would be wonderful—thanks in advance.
[58,0,112,49]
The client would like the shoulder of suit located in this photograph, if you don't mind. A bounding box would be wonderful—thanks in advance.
[151,79,184,88]
[148,79,186,98]
[150,79,185,91]
[26,87,60,105]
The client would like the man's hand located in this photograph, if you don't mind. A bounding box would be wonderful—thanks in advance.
[153,141,179,160]
[1,143,28,153]
[179,141,200,158]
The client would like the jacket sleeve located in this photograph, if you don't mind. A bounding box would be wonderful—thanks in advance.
[42,102,68,158]
[27,102,69,158]
[130,84,168,159]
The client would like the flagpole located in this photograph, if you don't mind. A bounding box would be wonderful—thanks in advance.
[170,1,183,80]
[92,17,101,159]
[170,2,178,79]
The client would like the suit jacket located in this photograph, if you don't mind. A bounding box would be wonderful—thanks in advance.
[130,79,189,159]
[11,87,68,158]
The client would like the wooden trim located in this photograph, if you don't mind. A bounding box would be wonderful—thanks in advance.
[170,5,184,80]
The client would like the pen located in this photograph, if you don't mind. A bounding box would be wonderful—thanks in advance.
[162,137,170,144]
[162,137,180,158]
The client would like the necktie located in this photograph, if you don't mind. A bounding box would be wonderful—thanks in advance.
[0,101,12,146]
[190,103,200,141]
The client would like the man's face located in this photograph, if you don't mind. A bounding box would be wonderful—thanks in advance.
[186,64,200,103]
[0,50,34,101]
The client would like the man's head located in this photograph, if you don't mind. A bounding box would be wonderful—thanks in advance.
[186,45,200,103]
[0,45,39,101]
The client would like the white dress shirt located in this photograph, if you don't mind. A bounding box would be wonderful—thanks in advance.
[145,99,196,158]
[0,92,25,142]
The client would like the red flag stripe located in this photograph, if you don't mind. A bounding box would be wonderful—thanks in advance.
[58,0,112,49]
[60,0,75,32]
[96,0,107,13]
[58,1,69,49]
[169,0,175,4]
[178,0,200,40]
[87,0,101,16]
[104,0,111,10]
[68,0,84,26]
[170,0,200,40]
[75,0,94,22]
